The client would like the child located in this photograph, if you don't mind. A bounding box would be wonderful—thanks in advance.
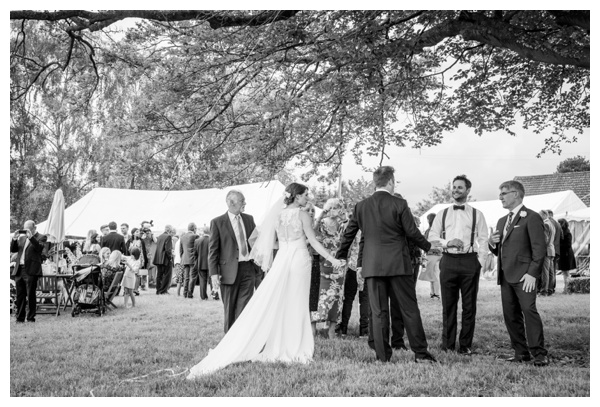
[122,248,141,308]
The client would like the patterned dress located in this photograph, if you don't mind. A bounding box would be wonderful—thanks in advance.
[312,217,345,324]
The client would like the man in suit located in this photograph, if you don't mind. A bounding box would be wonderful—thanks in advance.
[180,222,197,298]
[428,175,489,355]
[101,221,127,254]
[538,210,556,297]
[209,190,258,333]
[489,180,549,367]
[336,166,436,363]
[10,220,48,323]
[120,223,131,255]
[153,225,175,295]
[194,226,213,300]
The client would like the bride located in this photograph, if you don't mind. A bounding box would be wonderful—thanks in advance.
[187,182,345,379]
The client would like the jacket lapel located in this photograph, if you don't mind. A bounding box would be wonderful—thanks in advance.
[223,212,236,240]
[503,207,524,242]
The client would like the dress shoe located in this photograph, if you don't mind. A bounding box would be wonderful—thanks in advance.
[458,347,475,355]
[503,355,531,363]
[534,355,549,367]
[414,354,438,364]
[393,345,408,351]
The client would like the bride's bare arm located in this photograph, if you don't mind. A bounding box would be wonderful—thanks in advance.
[299,210,343,267]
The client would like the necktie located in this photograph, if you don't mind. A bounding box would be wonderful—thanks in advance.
[505,212,514,234]
[453,205,465,210]
[236,215,248,257]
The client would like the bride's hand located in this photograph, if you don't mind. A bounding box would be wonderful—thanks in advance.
[330,258,345,269]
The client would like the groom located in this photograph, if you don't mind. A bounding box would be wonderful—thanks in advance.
[337,166,436,363]
[209,190,259,333]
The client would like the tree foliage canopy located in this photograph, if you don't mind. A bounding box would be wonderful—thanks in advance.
[9,10,590,229]
[556,155,590,173]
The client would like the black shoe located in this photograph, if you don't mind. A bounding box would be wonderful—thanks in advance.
[16,320,25,323]
[458,347,475,355]
[415,354,438,364]
[187,296,193,299]
[533,355,549,367]
[393,345,408,351]
[134,291,140,296]
[503,355,532,363]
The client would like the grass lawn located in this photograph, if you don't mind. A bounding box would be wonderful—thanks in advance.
[10,278,590,397]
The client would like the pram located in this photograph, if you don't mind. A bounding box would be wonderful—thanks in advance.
[71,260,106,317]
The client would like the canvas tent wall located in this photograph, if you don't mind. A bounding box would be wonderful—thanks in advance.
[418,190,587,235]
[35,181,286,238]
[554,207,590,258]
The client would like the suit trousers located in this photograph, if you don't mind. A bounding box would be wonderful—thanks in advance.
[255,270,265,289]
[500,273,547,357]
[196,268,210,300]
[338,268,369,336]
[14,273,39,322]
[439,253,481,350]
[539,256,554,295]
[182,264,193,297]
[220,261,256,333]
[366,275,429,361]
[156,263,173,294]
[388,262,420,348]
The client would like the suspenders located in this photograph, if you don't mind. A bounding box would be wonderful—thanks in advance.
[441,207,477,253]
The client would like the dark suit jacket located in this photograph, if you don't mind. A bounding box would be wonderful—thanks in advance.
[179,231,197,265]
[194,235,210,271]
[489,206,546,284]
[10,232,48,277]
[208,212,256,285]
[153,232,173,266]
[101,231,127,254]
[337,191,431,278]
[549,217,562,257]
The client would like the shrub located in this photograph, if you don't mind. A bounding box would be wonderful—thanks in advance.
[566,277,590,294]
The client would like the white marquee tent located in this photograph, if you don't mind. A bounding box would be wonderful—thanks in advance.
[418,190,587,233]
[36,181,287,238]
[555,207,591,258]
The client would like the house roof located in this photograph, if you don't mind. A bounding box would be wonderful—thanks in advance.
[514,171,590,206]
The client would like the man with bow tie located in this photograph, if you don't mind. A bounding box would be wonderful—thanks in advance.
[488,180,548,366]
[428,175,489,355]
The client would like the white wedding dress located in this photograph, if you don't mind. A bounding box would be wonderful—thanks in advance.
[187,207,314,379]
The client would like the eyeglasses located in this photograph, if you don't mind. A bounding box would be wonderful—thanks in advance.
[499,191,518,198]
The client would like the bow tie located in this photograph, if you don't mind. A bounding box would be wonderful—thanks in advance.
[453,205,465,210]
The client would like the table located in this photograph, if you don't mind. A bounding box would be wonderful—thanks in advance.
[42,273,75,310]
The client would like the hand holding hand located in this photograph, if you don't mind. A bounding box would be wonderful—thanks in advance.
[211,275,221,291]
[429,240,443,248]
[448,238,463,249]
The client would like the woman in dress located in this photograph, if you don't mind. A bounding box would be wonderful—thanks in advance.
[186,183,345,379]
[301,202,321,336]
[83,230,101,254]
[557,218,577,293]
[313,197,348,339]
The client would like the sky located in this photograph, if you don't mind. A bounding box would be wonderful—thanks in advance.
[319,125,592,207]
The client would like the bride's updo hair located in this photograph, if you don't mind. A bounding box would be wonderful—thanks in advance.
[284,182,308,205]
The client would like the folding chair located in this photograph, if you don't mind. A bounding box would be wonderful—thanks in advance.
[36,276,61,316]
[104,271,123,310]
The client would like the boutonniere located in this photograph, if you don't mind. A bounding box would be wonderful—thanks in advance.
[520,211,527,218]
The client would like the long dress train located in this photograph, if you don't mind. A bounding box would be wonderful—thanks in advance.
[187,208,313,378]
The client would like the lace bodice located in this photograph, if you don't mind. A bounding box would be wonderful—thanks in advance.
[276,208,305,242]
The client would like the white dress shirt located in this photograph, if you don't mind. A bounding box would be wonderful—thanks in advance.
[428,203,489,261]
[228,211,250,261]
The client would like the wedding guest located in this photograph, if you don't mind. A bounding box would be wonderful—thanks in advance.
[154,225,175,295]
[314,197,348,339]
[128,228,148,291]
[180,223,198,298]
[557,218,577,293]
[538,210,556,296]
[428,174,488,355]
[141,221,157,287]
[101,249,124,290]
[101,221,127,254]
[547,210,562,295]
[488,180,548,366]
[418,213,443,299]
[194,226,213,300]
[99,224,110,245]
[301,202,321,336]
[174,232,184,296]
[336,228,369,337]
[83,229,101,254]
[122,248,141,308]
[120,223,131,255]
